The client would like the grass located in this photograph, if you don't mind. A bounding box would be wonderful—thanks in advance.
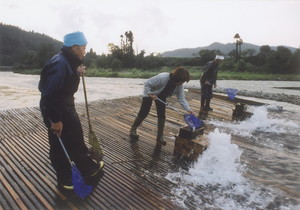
[13,67,300,81]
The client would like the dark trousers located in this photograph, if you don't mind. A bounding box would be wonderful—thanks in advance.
[41,101,98,183]
[137,97,166,120]
[201,84,213,101]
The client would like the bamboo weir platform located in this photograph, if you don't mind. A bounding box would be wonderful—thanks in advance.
[0,89,264,210]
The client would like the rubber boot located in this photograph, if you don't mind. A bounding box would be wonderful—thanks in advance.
[156,118,166,145]
[130,117,144,140]
[198,100,205,117]
[205,99,213,111]
[200,99,205,111]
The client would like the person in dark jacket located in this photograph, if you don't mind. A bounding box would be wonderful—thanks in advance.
[130,67,194,145]
[39,31,104,191]
[200,55,224,111]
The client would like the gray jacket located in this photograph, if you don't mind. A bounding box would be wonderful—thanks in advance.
[142,72,191,111]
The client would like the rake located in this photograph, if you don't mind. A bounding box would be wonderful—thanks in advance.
[82,75,104,162]
[57,135,93,199]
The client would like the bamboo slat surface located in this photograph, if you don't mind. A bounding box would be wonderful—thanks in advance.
[0,90,249,209]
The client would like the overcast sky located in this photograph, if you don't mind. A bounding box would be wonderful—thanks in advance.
[1,0,299,55]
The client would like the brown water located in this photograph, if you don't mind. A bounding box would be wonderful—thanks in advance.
[1,71,299,112]
[0,71,145,110]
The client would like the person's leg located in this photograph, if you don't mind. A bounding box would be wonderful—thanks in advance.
[62,108,101,178]
[41,106,73,190]
[155,98,166,145]
[205,85,213,111]
[48,130,73,190]
[130,97,152,137]
[200,84,207,110]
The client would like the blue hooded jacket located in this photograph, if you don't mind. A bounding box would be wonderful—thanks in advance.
[38,47,81,123]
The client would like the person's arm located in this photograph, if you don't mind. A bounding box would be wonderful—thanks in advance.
[201,63,209,83]
[40,62,67,131]
[212,64,219,87]
[202,62,214,85]
[176,85,193,113]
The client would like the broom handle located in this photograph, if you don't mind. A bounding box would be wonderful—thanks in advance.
[82,75,92,130]
[49,118,73,165]
[57,135,73,166]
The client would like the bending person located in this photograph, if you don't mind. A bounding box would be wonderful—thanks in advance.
[130,66,194,145]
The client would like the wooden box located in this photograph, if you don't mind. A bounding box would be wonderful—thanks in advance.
[174,136,208,161]
[179,126,204,140]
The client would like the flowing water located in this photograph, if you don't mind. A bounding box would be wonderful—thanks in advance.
[166,106,300,209]
[1,71,299,209]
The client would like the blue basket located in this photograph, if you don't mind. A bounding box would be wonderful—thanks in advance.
[226,88,239,100]
[184,114,203,130]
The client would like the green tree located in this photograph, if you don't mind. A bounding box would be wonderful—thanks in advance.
[270,46,292,73]
[197,49,222,65]
[135,50,145,69]
[84,48,98,68]
[36,43,56,68]
[287,49,300,74]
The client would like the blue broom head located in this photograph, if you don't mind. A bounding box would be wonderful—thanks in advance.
[184,114,203,130]
[72,165,93,199]
[226,88,239,100]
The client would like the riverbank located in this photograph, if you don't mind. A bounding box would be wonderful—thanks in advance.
[0,71,299,112]
[15,68,300,81]
[186,82,300,106]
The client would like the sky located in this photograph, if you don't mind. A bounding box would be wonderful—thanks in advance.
[1,0,299,55]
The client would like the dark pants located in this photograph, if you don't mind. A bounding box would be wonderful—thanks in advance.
[201,84,213,101]
[41,98,98,183]
[137,97,166,120]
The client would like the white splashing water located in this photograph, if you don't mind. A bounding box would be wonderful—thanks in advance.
[182,129,245,186]
[165,129,291,209]
[210,106,299,137]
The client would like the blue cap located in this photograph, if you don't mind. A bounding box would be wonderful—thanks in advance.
[63,31,87,47]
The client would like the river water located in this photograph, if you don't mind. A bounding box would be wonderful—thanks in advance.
[1,71,299,209]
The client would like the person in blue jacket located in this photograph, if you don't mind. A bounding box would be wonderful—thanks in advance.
[200,55,224,111]
[130,66,194,145]
[38,32,104,191]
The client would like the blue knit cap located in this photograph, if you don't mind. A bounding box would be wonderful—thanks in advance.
[63,31,87,47]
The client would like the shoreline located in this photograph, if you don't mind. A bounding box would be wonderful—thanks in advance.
[0,71,299,112]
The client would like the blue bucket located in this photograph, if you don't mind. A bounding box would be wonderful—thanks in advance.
[226,88,239,100]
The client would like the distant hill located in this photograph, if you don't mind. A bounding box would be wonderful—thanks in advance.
[0,23,62,66]
[161,42,298,58]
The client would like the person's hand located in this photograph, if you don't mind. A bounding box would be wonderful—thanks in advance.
[187,110,195,115]
[50,121,63,137]
[77,65,86,76]
[205,80,212,85]
[148,94,157,100]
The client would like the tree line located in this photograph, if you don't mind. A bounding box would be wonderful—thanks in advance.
[1,24,299,74]
[0,23,61,68]
[84,32,299,74]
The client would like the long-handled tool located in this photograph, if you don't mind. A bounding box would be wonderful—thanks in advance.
[82,74,104,162]
[156,97,203,131]
[57,135,93,199]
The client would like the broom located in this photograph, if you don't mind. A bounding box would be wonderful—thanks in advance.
[57,135,93,199]
[81,74,104,162]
